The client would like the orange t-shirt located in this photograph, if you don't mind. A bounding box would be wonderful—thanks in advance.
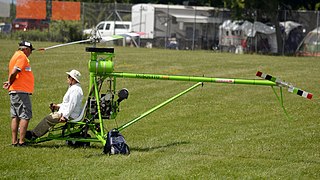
[8,50,34,93]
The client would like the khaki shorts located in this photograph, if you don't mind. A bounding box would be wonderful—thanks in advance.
[10,93,32,120]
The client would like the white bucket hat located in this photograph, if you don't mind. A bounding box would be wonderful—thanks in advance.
[66,69,81,83]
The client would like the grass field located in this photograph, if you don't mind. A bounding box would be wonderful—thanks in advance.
[0,39,319,179]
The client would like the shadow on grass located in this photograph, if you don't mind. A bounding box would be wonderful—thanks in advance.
[83,141,190,158]
[20,140,190,158]
[130,141,190,152]
[26,140,189,150]
[24,142,101,149]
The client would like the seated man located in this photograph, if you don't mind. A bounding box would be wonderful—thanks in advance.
[26,69,83,139]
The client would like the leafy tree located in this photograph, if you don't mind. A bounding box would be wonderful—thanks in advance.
[282,0,320,10]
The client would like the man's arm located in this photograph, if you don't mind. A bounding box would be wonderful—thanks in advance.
[9,68,20,84]
[3,68,20,89]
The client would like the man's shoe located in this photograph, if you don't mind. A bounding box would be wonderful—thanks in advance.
[19,142,27,147]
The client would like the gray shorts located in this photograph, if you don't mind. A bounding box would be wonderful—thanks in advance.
[10,93,32,120]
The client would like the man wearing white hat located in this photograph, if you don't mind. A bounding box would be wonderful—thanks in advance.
[26,69,83,139]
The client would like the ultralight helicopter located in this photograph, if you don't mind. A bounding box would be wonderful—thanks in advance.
[26,29,314,155]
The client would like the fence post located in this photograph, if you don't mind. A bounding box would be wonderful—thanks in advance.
[192,6,197,50]
[316,11,319,54]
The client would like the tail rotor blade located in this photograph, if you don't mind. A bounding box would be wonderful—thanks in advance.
[256,71,313,99]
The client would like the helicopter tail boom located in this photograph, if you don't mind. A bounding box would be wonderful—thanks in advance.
[111,72,277,86]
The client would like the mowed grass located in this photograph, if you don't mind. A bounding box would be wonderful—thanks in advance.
[0,39,319,179]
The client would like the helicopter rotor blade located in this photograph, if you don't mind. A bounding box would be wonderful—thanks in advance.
[100,35,124,43]
[36,27,136,51]
[37,39,92,51]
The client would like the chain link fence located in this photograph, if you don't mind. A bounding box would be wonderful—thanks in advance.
[81,3,132,29]
[210,9,320,55]
[81,4,320,55]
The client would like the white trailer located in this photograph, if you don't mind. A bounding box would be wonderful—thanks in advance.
[131,3,228,49]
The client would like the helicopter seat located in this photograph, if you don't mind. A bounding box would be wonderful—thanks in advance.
[59,101,88,137]
[69,101,88,123]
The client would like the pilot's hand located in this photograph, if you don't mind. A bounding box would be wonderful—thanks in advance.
[59,116,67,123]
[49,103,55,112]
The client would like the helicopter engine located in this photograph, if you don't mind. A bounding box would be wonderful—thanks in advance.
[89,88,129,119]
[100,93,112,118]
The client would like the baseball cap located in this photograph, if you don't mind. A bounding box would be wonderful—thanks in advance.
[19,41,35,51]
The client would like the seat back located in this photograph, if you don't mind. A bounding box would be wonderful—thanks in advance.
[69,101,87,123]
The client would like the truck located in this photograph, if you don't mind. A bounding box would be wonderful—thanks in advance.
[83,21,132,38]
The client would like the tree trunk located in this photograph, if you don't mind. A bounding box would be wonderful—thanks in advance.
[271,9,283,55]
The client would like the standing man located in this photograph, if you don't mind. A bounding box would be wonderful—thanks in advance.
[26,69,83,139]
[3,41,35,146]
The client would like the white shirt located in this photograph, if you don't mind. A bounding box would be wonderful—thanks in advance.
[57,83,83,119]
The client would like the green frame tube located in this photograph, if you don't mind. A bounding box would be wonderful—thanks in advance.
[111,72,277,86]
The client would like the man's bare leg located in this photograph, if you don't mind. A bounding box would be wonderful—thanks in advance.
[11,117,19,145]
[19,119,29,144]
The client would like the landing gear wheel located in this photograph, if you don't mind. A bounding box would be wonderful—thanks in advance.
[66,133,91,147]
[66,140,90,147]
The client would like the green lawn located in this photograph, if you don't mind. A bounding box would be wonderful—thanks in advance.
[0,39,319,179]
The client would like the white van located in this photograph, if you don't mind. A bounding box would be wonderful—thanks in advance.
[83,21,132,38]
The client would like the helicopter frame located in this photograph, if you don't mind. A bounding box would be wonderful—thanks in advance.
[26,45,313,154]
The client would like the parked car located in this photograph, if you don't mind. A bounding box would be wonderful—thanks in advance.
[12,18,49,31]
[0,23,12,33]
